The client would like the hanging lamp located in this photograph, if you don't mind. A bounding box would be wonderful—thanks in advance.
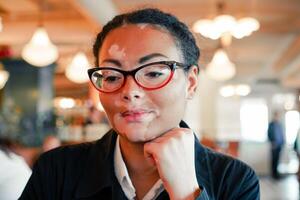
[193,2,259,40]
[65,51,90,84]
[0,62,9,89]
[21,1,58,67]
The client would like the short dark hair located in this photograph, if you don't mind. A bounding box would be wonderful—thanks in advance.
[93,8,200,71]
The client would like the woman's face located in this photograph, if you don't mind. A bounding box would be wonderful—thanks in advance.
[98,24,198,143]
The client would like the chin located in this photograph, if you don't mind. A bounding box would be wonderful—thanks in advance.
[115,124,161,143]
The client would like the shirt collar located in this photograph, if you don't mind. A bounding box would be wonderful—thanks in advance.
[114,136,165,200]
[114,136,136,199]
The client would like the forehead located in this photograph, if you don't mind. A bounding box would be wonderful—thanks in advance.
[99,24,182,63]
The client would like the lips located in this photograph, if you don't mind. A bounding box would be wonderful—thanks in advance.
[121,109,154,122]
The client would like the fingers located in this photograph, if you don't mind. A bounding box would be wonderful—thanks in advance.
[143,127,194,167]
[143,128,198,199]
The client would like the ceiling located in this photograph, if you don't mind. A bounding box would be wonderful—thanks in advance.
[0,0,300,98]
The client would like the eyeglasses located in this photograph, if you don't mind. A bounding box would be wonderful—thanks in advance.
[88,61,188,93]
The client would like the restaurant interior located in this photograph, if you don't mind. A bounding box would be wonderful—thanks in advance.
[0,0,300,199]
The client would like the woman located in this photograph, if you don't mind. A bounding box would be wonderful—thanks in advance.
[20,8,259,200]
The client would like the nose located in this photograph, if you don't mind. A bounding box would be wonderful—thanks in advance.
[121,76,145,101]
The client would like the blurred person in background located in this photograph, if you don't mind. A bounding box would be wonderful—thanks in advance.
[20,8,259,199]
[0,137,31,200]
[268,111,285,179]
[42,135,61,152]
[85,105,109,125]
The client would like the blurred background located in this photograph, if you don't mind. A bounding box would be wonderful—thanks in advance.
[0,0,300,199]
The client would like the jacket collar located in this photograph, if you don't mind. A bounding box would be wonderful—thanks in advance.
[75,121,208,199]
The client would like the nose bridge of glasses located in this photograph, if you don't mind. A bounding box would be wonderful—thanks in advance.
[122,73,141,90]
[120,66,142,85]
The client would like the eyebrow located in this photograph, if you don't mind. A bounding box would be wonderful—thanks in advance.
[139,53,168,64]
[100,53,168,67]
[100,59,122,67]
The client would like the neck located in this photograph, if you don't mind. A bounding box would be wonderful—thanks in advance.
[119,136,157,176]
[119,136,160,199]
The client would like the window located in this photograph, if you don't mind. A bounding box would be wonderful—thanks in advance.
[240,99,269,142]
[285,110,300,145]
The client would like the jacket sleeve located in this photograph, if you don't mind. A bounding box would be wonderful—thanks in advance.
[234,167,260,200]
[224,160,260,200]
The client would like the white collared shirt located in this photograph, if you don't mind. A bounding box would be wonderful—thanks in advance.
[114,136,164,200]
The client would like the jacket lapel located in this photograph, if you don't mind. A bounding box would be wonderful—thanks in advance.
[74,130,117,199]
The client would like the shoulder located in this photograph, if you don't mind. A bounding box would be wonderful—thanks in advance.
[20,131,117,199]
[205,146,257,180]
[206,147,252,169]
[38,141,92,166]
[198,146,259,199]
[37,131,115,168]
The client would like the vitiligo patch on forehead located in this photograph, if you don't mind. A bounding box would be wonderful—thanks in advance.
[136,23,148,29]
[108,44,126,60]
[121,23,148,30]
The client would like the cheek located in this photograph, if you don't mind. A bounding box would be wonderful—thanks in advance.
[98,95,117,122]
[151,76,188,120]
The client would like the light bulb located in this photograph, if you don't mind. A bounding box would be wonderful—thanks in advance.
[0,62,9,89]
[220,85,235,97]
[232,17,260,39]
[65,52,90,84]
[206,49,236,81]
[214,15,236,34]
[193,14,259,40]
[54,97,75,109]
[0,70,9,89]
[235,84,251,96]
[0,17,3,32]
[22,27,58,67]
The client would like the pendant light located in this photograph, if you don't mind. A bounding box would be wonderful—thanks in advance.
[193,1,259,40]
[0,62,9,89]
[206,48,236,81]
[21,0,58,67]
[219,84,251,97]
[0,16,3,32]
[65,51,90,84]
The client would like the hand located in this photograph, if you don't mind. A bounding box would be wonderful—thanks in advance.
[144,128,200,200]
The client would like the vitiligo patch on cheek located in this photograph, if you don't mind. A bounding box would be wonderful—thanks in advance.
[112,114,127,137]
[112,114,138,137]
[108,44,126,60]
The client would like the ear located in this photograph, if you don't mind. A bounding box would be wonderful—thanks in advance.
[186,65,199,99]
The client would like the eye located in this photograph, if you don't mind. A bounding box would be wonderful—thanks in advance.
[104,75,121,82]
[145,71,164,78]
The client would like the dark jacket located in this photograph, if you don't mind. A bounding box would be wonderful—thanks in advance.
[19,121,259,200]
